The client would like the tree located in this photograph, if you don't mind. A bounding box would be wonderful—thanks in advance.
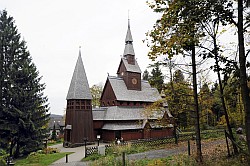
[51,123,57,141]
[90,84,103,108]
[0,10,49,157]
[146,0,217,162]
[238,0,250,155]
[199,83,215,128]
[142,69,150,80]
[173,69,184,83]
[164,70,193,129]
[211,82,224,122]
[148,62,164,92]
[212,0,250,156]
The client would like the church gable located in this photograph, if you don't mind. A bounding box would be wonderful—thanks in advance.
[117,59,126,77]
[100,78,117,106]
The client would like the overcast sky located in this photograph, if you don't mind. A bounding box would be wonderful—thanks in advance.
[1,0,160,115]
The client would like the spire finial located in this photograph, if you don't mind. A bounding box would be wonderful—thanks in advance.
[128,10,130,28]
[79,46,81,56]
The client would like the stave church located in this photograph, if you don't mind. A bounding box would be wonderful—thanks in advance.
[64,21,174,147]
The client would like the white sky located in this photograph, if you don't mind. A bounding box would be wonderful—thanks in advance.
[1,0,160,115]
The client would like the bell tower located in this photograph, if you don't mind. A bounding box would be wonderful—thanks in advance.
[117,20,141,91]
[64,49,94,147]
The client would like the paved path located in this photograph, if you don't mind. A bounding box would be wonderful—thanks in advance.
[49,139,225,166]
[49,143,88,166]
[49,142,107,166]
[126,139,225,160]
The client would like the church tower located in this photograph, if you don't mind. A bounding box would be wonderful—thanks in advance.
[117,20,142,90]
[64,49,94,147]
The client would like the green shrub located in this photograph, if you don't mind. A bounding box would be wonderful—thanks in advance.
[26,152,45,163]
[83,153,102,161]
[91,154,128,166]
[0,149,7,166]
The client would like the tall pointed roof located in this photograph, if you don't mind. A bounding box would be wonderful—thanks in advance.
[66,49,92,100]
[123,19,135,56]
[125,19,133,42]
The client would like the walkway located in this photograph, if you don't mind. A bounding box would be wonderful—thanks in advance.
[49,143,85,166]
[49,142,106,166]
[49,139,225,166]
[127,139,225,160]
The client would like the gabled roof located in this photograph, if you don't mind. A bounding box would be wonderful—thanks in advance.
[93,106,149,120]
[102,122,143,130]
[107,76,161,102]
[48,116,64,129]
[93,106,165,121]
[66,51,92,100]
[121,58,141,73]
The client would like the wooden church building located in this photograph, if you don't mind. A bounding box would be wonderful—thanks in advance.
[64,21,174,146]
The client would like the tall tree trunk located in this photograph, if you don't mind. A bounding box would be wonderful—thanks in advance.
[213,37,238,154]
[14,140,20,158]
[9,140,14,157]
[0,38,3,115]
[238,0,250,156]
[192,45,202,162]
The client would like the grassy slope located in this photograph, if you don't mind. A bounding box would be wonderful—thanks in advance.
[15,152,72,166]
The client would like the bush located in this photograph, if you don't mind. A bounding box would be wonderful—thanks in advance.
[106,143,149,157]
[0,149,7,166]
[91,154,127,166]
[43,147,59,154]
[27,152,45,163]
[83,153,102,161]
[0,156,6,166]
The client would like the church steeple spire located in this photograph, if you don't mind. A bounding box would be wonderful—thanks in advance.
[66,48,92,100]
[123,19,135,57]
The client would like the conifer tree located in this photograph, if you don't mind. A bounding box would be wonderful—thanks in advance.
[148,62,164,92]
[142,69,150,81]
[51,123,57,141]
[0,10,49,157]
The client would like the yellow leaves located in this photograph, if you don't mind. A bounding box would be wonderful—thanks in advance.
[218,28,227,35]
[148,159,164,166]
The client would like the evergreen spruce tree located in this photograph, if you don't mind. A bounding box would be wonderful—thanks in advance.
[148,62,164,92]
[0,10,49,157]
[51,123,57,141]
[142,69,150,81]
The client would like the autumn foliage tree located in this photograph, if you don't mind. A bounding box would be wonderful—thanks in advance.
[146,0,212,161]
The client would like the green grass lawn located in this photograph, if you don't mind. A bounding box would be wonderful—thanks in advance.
[14,152,73,166]
[47,139,63,146]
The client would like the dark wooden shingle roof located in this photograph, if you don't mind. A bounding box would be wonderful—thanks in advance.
[66,52,92,100]
[92,106,163,121]
[108,76,161,102]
